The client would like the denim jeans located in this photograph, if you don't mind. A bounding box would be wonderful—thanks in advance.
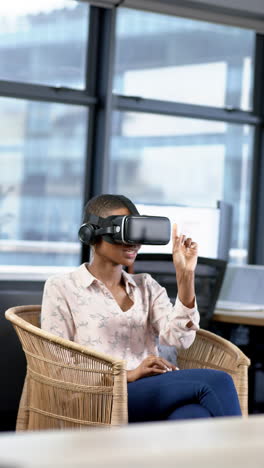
[128,369,242,422]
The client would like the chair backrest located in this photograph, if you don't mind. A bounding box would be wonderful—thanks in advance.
[130,253,227,329]
[5,305,127,430]
[14,306,41,327]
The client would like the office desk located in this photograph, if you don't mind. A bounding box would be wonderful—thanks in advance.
[213,302,264,414]
[213,309,264,326]
[0,415,264,468]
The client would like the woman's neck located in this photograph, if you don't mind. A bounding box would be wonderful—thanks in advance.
[87,258,123,289]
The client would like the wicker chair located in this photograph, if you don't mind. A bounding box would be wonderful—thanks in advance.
[5,305,250,431]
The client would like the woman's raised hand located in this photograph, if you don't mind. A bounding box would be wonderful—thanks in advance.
[172,223,198,275]
[171,223,198,309]
[127,356,178,382]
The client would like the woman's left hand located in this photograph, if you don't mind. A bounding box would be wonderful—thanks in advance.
[172,223,198,275]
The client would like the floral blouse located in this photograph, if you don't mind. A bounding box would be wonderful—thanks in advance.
[41,263,200,370]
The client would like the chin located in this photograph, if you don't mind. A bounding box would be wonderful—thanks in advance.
[116,255,132,265]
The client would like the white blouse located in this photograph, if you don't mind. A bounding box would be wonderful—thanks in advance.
[41,263,200,370]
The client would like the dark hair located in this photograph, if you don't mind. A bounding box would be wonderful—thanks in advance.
[83,194,139,223]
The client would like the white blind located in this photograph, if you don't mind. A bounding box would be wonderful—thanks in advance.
[79,0,264,32]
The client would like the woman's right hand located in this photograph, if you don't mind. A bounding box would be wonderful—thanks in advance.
[127,355,178,382]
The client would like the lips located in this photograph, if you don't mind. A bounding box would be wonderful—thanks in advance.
[122,247,139,258]
[123,247,138,252]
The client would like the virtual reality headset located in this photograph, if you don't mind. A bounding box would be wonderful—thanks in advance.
[78,213,171,246]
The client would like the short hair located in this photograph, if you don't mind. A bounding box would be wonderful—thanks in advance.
[83,194,139,223]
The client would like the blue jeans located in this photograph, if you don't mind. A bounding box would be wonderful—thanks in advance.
[128,369,242,422]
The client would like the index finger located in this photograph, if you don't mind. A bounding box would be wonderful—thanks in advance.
[172,223,179,239]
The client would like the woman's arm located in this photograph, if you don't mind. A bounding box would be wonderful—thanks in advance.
[149,225,200,349]
[172,223,197,311]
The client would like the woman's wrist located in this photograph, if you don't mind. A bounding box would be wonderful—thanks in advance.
[176,270,195,308]
[176,268,195,283]
[127,368,139,383]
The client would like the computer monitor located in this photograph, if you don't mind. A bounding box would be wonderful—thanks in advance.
[136,201,232,261]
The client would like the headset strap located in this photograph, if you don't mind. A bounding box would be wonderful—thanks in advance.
[84,214,122,228]
[85,214,104,227]
[95,226,117,236]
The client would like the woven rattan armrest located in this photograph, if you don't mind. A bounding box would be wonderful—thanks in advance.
[177,328,250,416]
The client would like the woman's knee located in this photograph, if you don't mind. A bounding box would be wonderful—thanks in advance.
[207,370,236,392]
[168,403,211,420]
[193,370,240,416]
[189,368,233,386]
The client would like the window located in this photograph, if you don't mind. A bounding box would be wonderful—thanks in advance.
[111,8,257,263]
[0,98,88,266]
[0,1,89,88]
[0,4,263,270]
[110,111,253,262]
[114,9,255,110]
[0,1,91,269]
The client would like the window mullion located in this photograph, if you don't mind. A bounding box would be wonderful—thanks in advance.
[81,6,117,263]
[113,94,259,125]
[0,80,97,107]
[86,7,117,197]
[248,33,264,264]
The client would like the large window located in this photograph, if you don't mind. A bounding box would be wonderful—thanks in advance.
[110,112,253,260]
[0,3,263,269]
[0,1,90,268]
[0,2,89,88]
[111,8,257,263]
[114,9,255,110]
[0,98,88,266]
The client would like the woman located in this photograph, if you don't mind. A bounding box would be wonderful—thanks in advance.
[41,194,241,422]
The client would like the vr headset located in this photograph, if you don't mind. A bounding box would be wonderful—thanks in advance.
[79,213,171,246]
[79,194,171,246]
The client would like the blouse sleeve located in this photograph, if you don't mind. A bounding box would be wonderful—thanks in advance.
[147,274,200,349]
[41,276,75,341]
